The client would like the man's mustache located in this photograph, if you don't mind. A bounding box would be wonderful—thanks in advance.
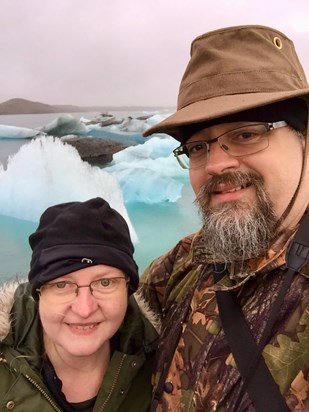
[198,171,263,195]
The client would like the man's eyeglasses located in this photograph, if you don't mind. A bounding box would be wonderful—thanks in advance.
[173,121,287,169]
[36,277,129,303]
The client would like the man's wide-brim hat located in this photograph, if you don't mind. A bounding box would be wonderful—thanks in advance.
[144,25,309,140]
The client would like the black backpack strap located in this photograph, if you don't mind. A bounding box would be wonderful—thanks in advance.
[286,212,309,273]
[215,265,292,412]
[215,211,309,411]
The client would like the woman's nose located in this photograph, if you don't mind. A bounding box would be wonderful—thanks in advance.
[70,287,98,317]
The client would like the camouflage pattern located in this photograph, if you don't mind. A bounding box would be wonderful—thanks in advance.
[140,227,309,411]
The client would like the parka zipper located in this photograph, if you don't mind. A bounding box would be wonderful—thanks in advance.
[2,354,127,412]
[25,374,63,412]
[0,356,61,412]
[98,353,127,412]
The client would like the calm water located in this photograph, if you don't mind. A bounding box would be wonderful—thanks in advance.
[0,110,149,128]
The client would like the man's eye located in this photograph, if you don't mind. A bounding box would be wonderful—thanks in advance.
[231,131,260,141]
[187,142,207,156]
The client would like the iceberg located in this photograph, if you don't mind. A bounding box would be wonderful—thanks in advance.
[0,136,137,242]
[0,124,44,139]
[40,114,88,137]
[105,136,189,203]
[0,111,173,145]
[0,116,202,280]
[85,125,145,145]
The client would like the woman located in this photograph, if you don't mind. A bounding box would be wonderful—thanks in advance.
[0,197,159,412]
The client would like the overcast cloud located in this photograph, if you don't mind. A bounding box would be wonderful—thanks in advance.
[1,0,308,107]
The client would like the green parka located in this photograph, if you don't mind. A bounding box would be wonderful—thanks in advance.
[0,281,159,412]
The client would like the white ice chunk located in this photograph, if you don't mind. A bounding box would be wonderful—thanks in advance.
[0,124,44,139]
[0,136,137,242]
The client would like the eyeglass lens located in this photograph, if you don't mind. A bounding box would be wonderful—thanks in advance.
[176,123,271,169]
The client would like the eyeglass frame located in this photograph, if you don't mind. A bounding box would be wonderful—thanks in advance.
[173,121,288,169]
[36,276,130,300]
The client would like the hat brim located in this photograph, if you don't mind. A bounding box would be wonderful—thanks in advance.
[144,90,309,140]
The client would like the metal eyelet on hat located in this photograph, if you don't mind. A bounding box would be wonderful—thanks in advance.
[273,36,283,49]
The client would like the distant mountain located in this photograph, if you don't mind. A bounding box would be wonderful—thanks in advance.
[0,98,103,115]
[0,98,57,114]
[0,98,173,115]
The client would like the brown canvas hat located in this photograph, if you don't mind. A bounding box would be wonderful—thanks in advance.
[144,25,309,140]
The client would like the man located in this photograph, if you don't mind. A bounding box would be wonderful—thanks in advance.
[140,25,309,411]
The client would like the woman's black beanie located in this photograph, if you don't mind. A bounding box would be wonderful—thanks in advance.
[28,197,139,295]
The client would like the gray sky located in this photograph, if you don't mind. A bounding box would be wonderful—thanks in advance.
[1,0,308,107]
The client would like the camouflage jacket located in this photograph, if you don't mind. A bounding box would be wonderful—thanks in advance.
[140,227,309,411]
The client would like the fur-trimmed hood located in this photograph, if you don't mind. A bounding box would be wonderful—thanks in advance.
[0,279,22,341]
[134,290,161,333]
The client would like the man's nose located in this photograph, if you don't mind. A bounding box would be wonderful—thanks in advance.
[204,141,240,175]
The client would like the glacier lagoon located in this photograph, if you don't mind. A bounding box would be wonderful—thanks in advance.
[0,112,201,282]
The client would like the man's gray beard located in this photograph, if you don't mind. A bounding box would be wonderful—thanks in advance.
[195,172,279,264]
